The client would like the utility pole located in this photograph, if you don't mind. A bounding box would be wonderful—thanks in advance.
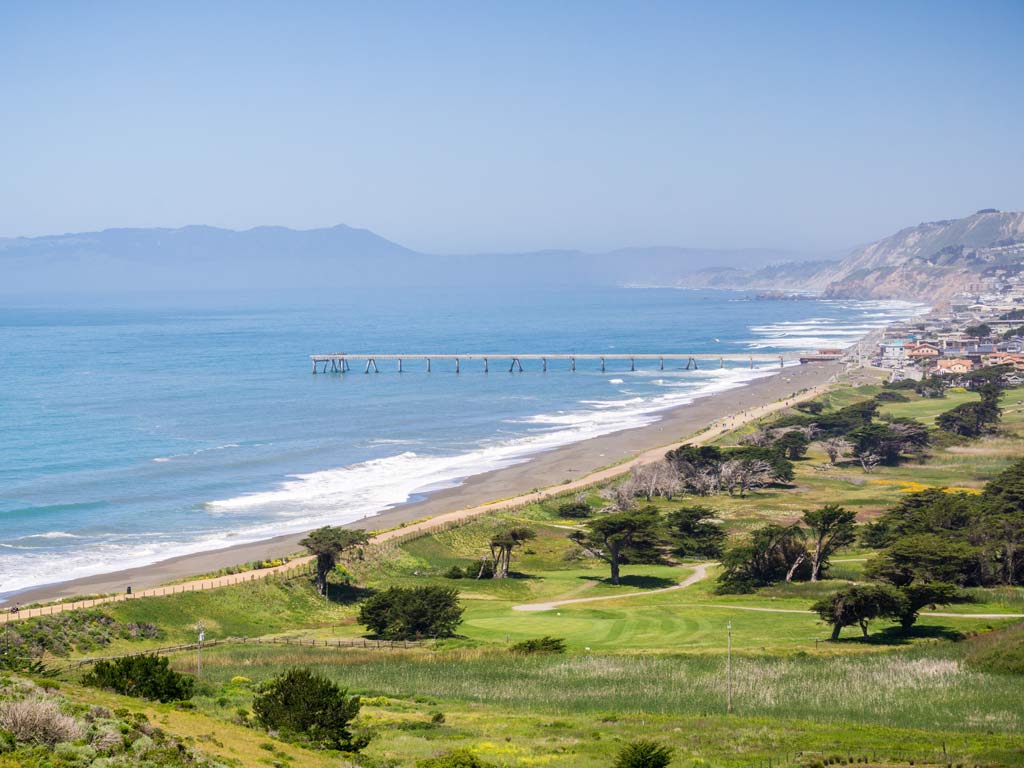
[195,622,206,678]
[726,621,733,713]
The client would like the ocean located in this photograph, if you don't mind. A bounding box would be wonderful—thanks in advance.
[0,288,923,596]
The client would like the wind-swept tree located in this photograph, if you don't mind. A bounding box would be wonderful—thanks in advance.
[820,437,851,465]
[300,526,371,595]
[717,523,809,592]
[488,526,536,578]
[896,582,967,629]
[631,460,680,501]
[937,399,1001,437]
[864,533,982,587]
[803,505,857,582]
[812,584,906,640]
[570,507,664,585]
[599,476,640,512]
[775,430,811,460]
[719,458,775,497]
[665,506,725,559]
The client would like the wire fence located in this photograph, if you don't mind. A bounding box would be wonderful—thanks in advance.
[59,634,423,670]
[742,744,974,767]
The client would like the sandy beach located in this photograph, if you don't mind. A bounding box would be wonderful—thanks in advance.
[6,360,843,607]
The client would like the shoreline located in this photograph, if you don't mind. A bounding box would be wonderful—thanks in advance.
[7,360,843,607]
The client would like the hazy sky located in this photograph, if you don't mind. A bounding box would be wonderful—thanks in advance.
[2,1,1023,254]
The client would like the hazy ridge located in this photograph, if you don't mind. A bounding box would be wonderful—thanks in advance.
[677,210,1024,301]
[0,225,812,299]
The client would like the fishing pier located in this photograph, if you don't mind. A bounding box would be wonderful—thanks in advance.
[309,352,840,374]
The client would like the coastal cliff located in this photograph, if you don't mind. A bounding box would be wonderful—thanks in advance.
[677,210,1024,302]
[816,210,1024,301]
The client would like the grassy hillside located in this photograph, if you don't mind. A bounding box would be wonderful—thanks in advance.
[6,378,1024,767]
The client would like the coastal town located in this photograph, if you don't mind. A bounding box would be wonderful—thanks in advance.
[872,275,1024,385]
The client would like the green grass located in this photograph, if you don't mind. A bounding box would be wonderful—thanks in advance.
[29,378,1024,767]
[88,574,358,654]
[163,642,1024,766]
[877,388,979,424]
[964,621,1024,674]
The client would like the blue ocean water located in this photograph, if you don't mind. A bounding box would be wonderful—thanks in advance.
[0,289,921,595]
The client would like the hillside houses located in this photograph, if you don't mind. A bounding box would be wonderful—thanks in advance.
[873,301,1024,382]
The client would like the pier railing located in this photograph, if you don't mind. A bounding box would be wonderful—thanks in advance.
[309,352,837,374]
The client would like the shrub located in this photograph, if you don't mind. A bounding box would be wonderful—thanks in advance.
[509,636,567,654]
[883,378,918,390]
[252,667,367,751]
[444,565,465,579]
[416,749,497,768]
[2,610,160,657]
[875,390,910,402]
[90,726,123,753]
[613,739,674,768]
[358,586,464,640]
[55,742,96,762]
[557,501,592,518]
[0,697,83,745]
[83,654,194,702]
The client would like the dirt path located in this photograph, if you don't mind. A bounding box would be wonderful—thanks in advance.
[512,562,715,612]
[632,601,1024,620]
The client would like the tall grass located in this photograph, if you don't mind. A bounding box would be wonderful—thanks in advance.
[187,644,1022,734]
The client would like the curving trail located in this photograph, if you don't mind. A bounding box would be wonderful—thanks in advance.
[513,562,714,612]
[511,563,1024,621]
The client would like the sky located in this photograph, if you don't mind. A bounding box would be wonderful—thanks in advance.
[2,1,1023,255]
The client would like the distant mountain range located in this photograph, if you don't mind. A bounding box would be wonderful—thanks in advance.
[676,210,1024,302]
[3,210,1021,302]
[0,224,819,299]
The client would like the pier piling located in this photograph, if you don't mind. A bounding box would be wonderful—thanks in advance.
[308,351,825,376]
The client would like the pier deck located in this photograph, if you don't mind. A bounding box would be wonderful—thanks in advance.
[309,352,841,373]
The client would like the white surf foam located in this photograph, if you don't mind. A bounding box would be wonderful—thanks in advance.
[202,364,779,533]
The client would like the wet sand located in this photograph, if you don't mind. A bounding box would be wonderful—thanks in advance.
[9,361,841,606]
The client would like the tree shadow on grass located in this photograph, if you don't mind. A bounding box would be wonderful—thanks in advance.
[580,574,678,589]
[326,583,373,605]
[832,624,965,646]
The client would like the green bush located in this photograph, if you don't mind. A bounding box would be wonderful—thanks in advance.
[613,739,674,768]
[83,654,194,703]
[253,667,367,751]
[444,565,465,579]
[557,501,592,519]
[416,749,496,768]
[3,610,160,657]
[875,390,910,402]
[358,586,464,640]
[509,636,567,654]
